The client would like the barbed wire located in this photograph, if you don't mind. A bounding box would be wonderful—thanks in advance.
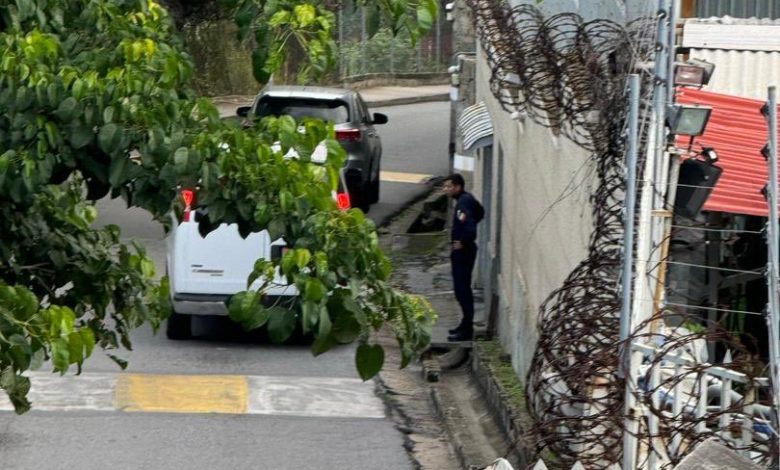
[465,1,774,469]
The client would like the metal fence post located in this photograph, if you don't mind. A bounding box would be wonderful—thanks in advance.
[764,85,780,455]
[621,74,641,470]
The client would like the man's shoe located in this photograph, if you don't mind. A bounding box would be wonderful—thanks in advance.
[448,327,461,335]
[447,331,473,342]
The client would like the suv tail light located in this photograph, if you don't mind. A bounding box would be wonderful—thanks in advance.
[335,129,361,142]
[336,192,351,210]
[180,189,195,222]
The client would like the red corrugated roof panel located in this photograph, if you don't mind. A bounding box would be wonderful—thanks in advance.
[676,88,778,217]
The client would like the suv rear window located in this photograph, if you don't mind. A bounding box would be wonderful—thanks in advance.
[255,97,350,124]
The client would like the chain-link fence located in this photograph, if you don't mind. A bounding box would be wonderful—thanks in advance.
[336,2,453,78]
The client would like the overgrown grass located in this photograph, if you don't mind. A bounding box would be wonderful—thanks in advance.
[476,340,561,466]
[476,339,525,412]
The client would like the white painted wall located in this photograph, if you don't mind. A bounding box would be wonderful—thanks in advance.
[471,0,651,381]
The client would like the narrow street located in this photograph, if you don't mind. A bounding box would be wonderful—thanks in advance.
[0,101,451,469]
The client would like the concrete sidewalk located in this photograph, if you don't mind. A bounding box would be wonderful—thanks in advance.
[376,194,528,470]
[211,84,450,117]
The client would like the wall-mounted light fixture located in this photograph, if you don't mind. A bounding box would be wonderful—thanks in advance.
[674,59,715,87]
[666,104,713,136]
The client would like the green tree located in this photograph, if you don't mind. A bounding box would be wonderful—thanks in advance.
[228,0,440,83]
[0,0,437,414]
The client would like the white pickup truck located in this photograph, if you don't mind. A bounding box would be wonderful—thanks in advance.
[164,153,351,340]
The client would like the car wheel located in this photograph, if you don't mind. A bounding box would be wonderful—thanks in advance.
[166,311,192,340]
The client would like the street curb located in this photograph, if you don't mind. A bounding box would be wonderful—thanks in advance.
[365,93,450,108]
[375,186,437,229]
[471,345,533,468]
[372,374,427,470]
[430,385,475,470]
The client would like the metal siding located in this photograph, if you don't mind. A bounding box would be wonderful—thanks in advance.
[691,48,780,100]
[675,88,778,217]
[683,17,780,100]
[696,0,780,18]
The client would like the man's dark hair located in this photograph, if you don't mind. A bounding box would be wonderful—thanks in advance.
[444,173,465,188]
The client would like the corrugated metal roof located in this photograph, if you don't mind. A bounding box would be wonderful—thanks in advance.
[458,101,494,151]
[675,88,778,217]
[695,0,780,19]
[683,17,780,99]
[690,49,780,99]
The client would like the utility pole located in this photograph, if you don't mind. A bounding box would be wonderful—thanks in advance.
[626,2,673,468]
[631,0,671,337]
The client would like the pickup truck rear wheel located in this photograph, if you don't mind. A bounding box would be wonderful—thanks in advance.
[166,312,192,340]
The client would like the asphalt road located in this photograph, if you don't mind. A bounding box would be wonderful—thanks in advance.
[0,101,451,470]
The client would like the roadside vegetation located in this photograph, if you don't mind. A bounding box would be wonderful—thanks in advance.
[0,0,438,413]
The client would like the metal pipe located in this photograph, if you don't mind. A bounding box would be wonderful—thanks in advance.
[765,85,780,451]
[621,73,641,470]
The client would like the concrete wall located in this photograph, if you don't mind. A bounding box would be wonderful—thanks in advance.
[471,0,650,381]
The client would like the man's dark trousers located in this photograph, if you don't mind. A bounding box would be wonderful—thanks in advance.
[451,242,477,334]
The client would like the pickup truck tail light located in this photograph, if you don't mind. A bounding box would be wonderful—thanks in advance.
[336,192,351,210]
[180,189,195,222]
[335,129,361,142]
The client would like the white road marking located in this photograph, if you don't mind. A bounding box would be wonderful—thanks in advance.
[0,372,385,419]
[247,375,385,419]
[0,373,117,412]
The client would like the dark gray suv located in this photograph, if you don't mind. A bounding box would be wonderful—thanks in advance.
[237,85,388,212]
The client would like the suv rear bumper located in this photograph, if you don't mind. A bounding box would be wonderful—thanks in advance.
[172,293,296,316]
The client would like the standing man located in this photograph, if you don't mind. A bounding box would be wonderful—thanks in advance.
[442,173,484,342]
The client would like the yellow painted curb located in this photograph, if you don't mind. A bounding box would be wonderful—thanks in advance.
[115,374,248,414]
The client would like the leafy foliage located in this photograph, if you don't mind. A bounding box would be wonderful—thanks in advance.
[224,0,440,83]
[0,0,436,413]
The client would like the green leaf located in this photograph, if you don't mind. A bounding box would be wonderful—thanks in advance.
[51,338,70,373]
[281,249,296,275]
[228,291,255,323]
[417,0,437,32]
[278,115,297,149]
[268,217,286,241]
[69,120,94,149]
[355,343,384,381]
[318,307,332,337]
[97,123,119,153]
[54,97,78,121]
[267,307,296,344]
[294,4,316,27]
[108,155,129,187]
[67,332,84,365]
[268,10,291,27]
[311,332,335,356]
[304,278,325,303]
[294,248,311,269]
[301,300,318,334]
[245,305,276,330]
[80,329,95,358]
